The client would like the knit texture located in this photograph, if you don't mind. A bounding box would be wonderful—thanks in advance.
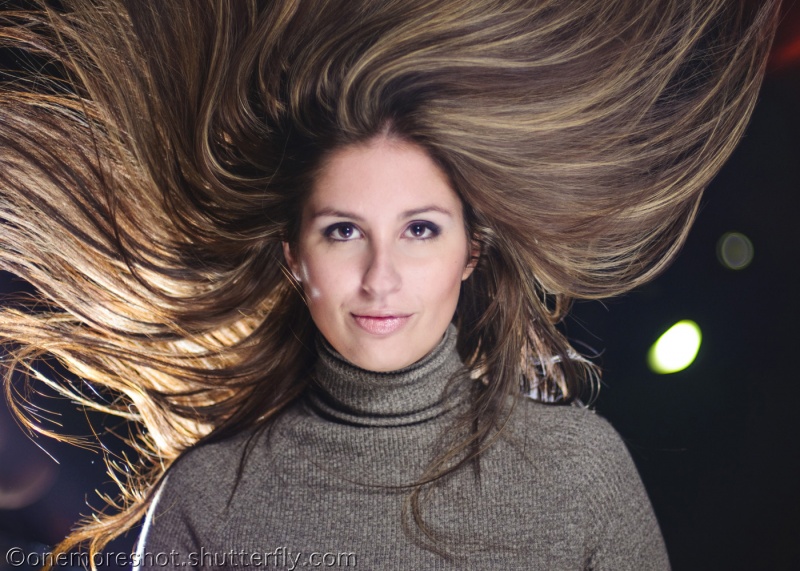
[139,325,670,570]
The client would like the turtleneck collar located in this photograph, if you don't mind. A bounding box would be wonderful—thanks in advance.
[307,323,468,427]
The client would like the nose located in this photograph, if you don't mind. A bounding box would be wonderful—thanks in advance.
[361,241,401,298]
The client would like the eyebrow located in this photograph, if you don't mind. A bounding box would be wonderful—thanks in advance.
[309,205,454,221]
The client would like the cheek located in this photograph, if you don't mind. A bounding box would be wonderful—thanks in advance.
[298,258,323,300]
[410,254,467,305]
[298,250,356,307]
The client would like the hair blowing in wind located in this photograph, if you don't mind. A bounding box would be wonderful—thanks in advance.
[0,0,779,561]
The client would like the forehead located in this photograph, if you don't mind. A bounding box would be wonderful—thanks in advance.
[305,137,463,218]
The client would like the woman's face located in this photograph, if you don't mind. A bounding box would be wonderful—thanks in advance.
[283,136,477,372]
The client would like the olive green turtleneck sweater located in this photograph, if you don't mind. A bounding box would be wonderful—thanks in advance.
[138,325,670,570]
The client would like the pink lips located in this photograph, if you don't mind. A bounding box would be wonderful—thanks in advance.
[352,314,411,335]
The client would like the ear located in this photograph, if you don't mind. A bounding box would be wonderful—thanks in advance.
[461,237,481,281]
[282,241,301,282]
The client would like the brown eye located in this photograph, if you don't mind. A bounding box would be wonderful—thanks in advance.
[325,223,361,241]
[405,222,440,239]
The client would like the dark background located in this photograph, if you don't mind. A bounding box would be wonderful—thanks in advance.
[1,3,799,570]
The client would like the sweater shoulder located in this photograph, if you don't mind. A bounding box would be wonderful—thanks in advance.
[495,398,670,570]
[495,398,649,511]
[138,428,267,553]
[502,397,630,459]
[166,429,256,490]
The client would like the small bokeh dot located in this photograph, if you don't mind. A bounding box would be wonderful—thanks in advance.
[717,232,754,270]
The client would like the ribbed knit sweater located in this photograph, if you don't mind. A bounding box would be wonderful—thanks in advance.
[138,325,670,570]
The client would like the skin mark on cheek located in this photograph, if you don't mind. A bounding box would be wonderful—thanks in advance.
[299,261,322,299]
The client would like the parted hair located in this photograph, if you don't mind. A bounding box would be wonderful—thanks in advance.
[0,0,779,561]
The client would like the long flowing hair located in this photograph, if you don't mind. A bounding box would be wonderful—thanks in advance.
[0,0,779,561]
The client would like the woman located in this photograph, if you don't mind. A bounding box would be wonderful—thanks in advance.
[0,0,779,568]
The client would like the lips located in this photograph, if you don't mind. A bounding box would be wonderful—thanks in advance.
[352,314,411,335]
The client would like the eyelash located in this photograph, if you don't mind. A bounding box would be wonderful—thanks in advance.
[405,221,440,240]
[323,221,441,242]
